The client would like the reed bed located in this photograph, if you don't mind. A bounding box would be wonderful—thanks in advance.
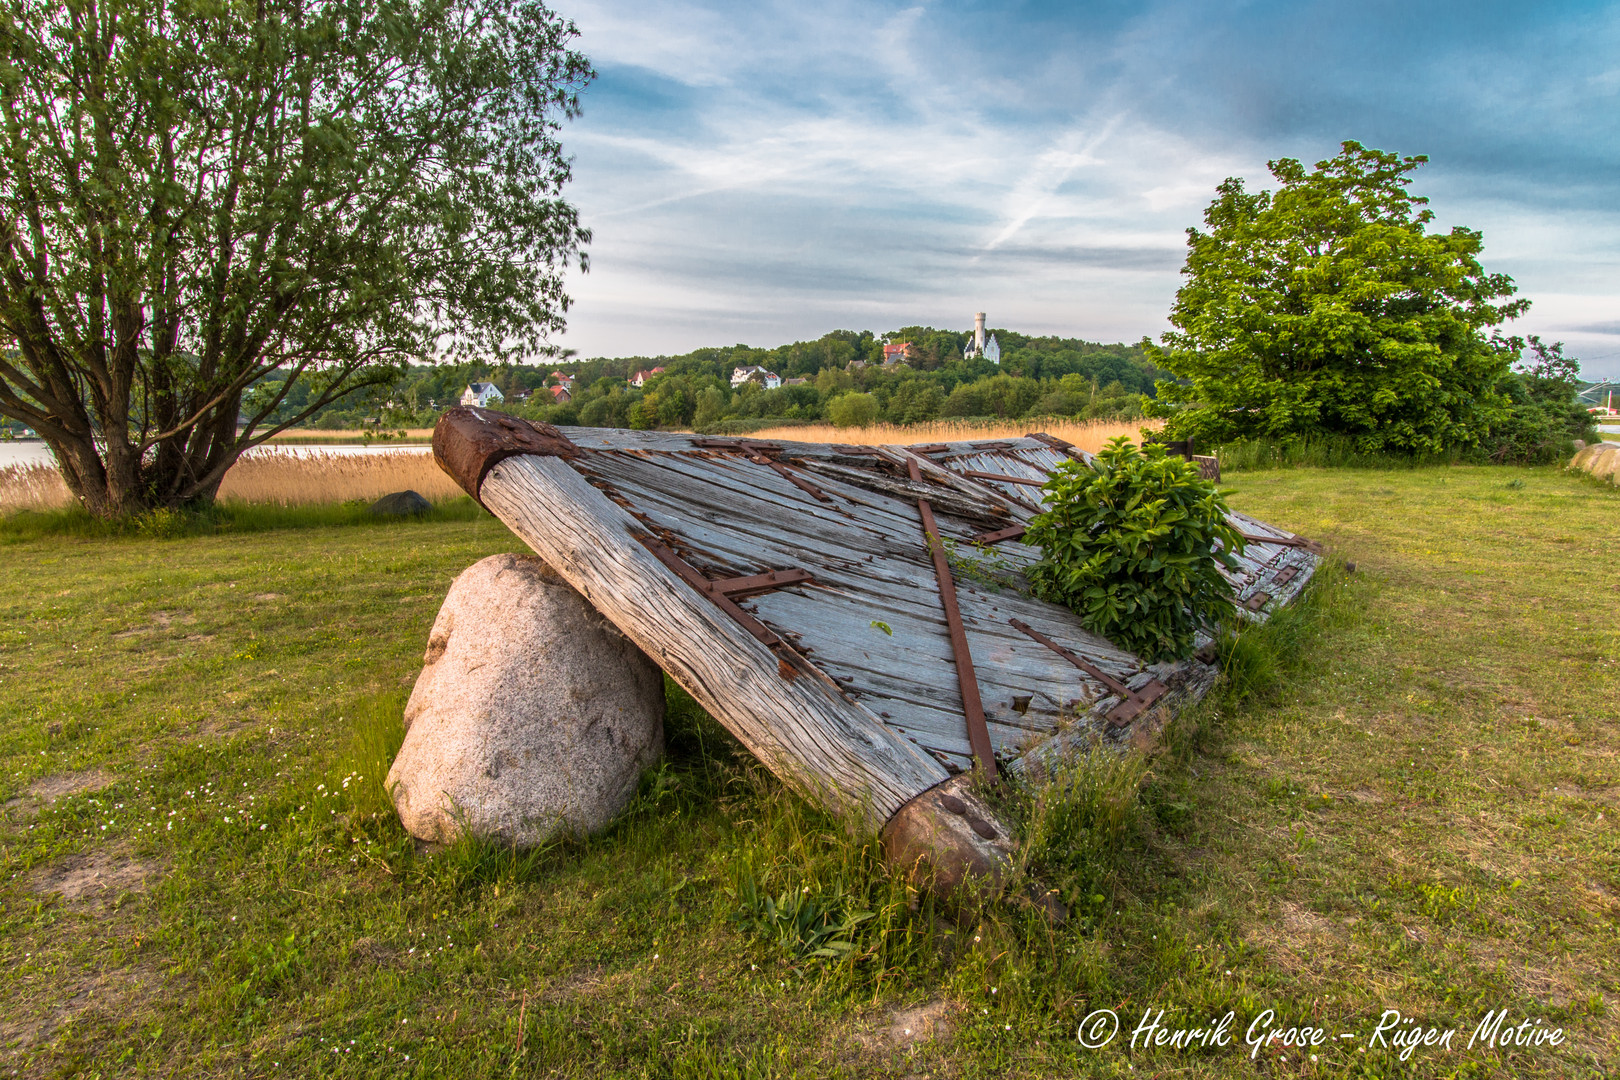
[0,463,72,514]
[219,449,458,505]
[262,428,436,445]
[1,449,457,513]
[744,416,1156,453]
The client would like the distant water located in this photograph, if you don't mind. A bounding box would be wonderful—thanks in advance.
[0,440,430,468]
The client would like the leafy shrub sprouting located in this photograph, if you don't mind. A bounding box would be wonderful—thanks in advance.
[1023,436,1243,662]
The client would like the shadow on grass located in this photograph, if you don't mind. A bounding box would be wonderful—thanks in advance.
[0,495,490,542]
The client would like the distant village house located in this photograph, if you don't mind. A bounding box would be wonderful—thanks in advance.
[461,381,504,408]
[730,365,782,390]
[629,367,666,388]
[881,342,911,366]
[550,385,573,403]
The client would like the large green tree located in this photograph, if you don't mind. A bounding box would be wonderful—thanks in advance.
[1145,142,1527,453]
[0,0,591,515]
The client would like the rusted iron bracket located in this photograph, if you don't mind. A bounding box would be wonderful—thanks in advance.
[1244,591,1272,612]
[1270,565,1299,586]
[706,568,816,600]
[693,438,832,503]
[906,458,997,779]
[637,536,814,650]
[1008,617,1167,728]
[971,524,1027,545]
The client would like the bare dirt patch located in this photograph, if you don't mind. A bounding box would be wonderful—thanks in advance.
[0,964,166,1063]
[23,770,113,803]
[859,998,953,1052]
[113,610,195,638]
[29,847,162,906]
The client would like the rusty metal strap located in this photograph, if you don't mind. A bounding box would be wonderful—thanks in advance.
[707,567,816,600]
[958,469,1046,487]
[906,458,997,778]
[971,524,1027,545]
[1008,617,1167,728]
[1238,530,1324,555]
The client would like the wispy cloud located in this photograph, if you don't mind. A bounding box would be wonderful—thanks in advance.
[551,1,1620,378]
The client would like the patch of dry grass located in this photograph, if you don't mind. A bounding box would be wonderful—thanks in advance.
[746,416,1157,452]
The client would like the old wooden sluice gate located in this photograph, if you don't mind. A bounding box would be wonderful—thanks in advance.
[433,408,1322,884]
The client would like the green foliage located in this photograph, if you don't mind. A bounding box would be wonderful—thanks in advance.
[728,876,874,960]
[1012,749,1148,917]
[1023,438,1244,662]
[0,0,592,515]
[1483,337,1600,463]
[826,392,879,428]
[1147,141,1528,454]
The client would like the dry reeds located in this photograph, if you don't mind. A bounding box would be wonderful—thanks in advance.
[0,463,72,514]
[0,449,458,513]
[744,417,1158,453]
[218,450,459,505]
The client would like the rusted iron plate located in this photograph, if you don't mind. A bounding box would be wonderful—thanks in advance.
[1008,617,1167,728]
[1270,565,1299,586]
[907,457,997,778]
[1244,591,1272,612]
[433,407,580,501]
[638,535,786,650]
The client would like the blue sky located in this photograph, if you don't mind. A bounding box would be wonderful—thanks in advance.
[550,1,1620,380]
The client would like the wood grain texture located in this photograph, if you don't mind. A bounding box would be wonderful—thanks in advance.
[477,453,951,827]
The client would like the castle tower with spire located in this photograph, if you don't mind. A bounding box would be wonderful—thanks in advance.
[965,312,1000,364]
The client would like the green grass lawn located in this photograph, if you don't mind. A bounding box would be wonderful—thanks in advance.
[0,467,1615,1078]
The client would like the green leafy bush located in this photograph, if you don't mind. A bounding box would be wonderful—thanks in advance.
[1023,437,1244,662]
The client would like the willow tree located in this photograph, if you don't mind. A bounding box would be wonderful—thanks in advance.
[0,0,591,515]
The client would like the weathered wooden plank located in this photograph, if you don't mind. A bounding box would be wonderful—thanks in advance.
[477,453,950,826]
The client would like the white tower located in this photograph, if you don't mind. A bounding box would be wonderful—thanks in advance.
[973,312,987,354]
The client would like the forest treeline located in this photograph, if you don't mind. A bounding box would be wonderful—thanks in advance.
[248,327,1165,432]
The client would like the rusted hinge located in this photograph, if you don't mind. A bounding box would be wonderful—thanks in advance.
[1008,618,1167,727]
[907,457,997,779]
